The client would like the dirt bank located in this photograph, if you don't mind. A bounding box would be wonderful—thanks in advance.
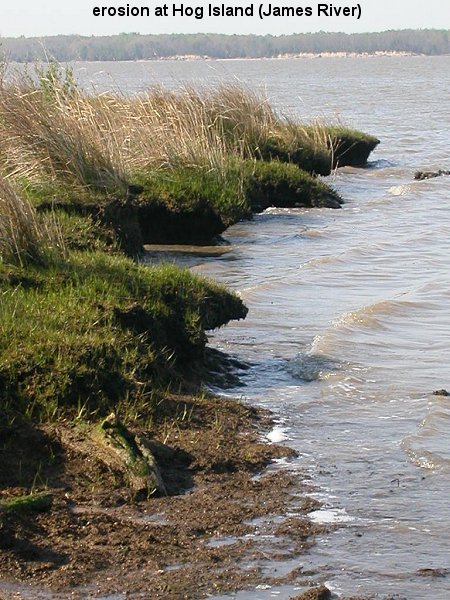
[0,393,331,599]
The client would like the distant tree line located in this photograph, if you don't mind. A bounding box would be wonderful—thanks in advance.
[1,30,449,62]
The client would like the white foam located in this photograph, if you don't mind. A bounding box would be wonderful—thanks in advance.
[389,184,411,196]
[308,508,355,524]
[267,426,288,443]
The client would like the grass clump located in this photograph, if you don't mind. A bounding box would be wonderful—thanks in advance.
[0,492,52,514]
[0,68,127,196]
[0,67,378,199]
[242,160,342,211]
[132,160,342,244]
[0,175,64,267]
[259,122,380,174]
[52,211,115,253]
[132,164,248,244]
[320,125,380,167]
[135,164,249,225]
[0,251,247,422]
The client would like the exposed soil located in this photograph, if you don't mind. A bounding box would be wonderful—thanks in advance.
[0,394,330,599]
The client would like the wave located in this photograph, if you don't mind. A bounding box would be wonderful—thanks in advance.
[389,184,413,196]
[287,352,343,382]
[402,399,450,471]
[302,254,345,269]
[308,298,427,358]
[303,228,329,238]
[308,507,356,524]
[332,298,425,332]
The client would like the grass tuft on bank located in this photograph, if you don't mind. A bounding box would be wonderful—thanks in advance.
[0,176,65,267]
[0,251,247,423]
[242,160,342,211]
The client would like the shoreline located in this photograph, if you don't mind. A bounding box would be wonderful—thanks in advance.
[0,392,331,599]
[10,51,435,65]
[138,50,423,62]
[0,75,382,599]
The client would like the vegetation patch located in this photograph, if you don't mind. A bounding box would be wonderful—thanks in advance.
[258,138,332,176]
[0,252,247,422]
[133,166,248,244]
[259,125,379,174]
[324,126,380,167]
[242,161,342,211]
[0,69,380,248]
[0,492,53,515]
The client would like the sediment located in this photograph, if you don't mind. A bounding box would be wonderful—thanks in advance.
[0,394,330,599]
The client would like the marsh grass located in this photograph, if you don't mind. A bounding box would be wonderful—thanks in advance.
[135,161,249,224]
[0,176,64,266]
[0,67,127,195]
[0,64,379,256]
[0,252,247,421]
[241,160,342,211]
[0,66,375,207]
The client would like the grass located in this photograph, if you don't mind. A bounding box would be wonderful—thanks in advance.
[260,121,379,174]
[0,69,376,426]
[0,175,65,267]
[0,176,246,427]
[0,492,53,514]
[320,125,380,166]
[0,251,247,422]
[134,163,249,226]
[52,210,115,253]
[0,66,378,204]
[0,68,127,195]
[241,160,342,211]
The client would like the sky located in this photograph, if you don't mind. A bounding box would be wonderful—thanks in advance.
[1,0,449,38]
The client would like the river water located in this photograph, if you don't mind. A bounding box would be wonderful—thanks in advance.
[78,56,450,598]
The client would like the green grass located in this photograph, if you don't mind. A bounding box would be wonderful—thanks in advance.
[0,252,247,421]
[241,161,342,211]
[258,125,379,174]
[53,211,116,253]
[14,157,344,250]
[258,136,332,176]
[133,160,342,241]
[134,165,250,226]
[308,125,380,167]
[19,178,111,207]
[0,492,53,514]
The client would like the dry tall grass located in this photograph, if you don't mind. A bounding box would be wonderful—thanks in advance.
[0,175,64,266]
[0,74,127,194]
[0,65,335,197]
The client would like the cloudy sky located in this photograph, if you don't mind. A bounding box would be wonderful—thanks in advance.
[1,0,449,37]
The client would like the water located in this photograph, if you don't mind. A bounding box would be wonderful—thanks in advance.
[72,56,450,597]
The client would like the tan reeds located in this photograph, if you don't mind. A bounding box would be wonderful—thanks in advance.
[0,175,64,266]
[0,73,127,194]
[0,64,335,198]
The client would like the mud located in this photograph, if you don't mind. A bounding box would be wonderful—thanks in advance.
[0,394,329,599]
